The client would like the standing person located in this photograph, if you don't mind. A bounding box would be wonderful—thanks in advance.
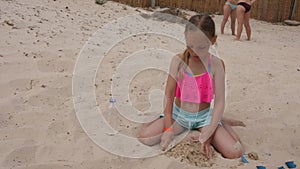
[138,14,244,159]
[236,0,256,40]
[221,0,238,35]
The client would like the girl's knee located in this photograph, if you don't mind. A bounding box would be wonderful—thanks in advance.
[138,131,160,146]
[244,24,251,29]
[138,134,153,146]
[238,22,243,26]
[138,136,153,146]
[223,18,228,22]
[223,141,244,159]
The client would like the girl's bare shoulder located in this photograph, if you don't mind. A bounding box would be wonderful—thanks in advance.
[211,55,226,72]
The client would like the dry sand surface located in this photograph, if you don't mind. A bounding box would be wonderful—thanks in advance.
[0,0,300,169]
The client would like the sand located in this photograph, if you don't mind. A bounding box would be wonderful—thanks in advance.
[0,0,299,169]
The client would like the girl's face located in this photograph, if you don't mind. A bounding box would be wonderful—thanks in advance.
[185,30,211,60]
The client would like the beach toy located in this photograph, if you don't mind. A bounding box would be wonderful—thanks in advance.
[241,154,248,163]
[285,161,297,168]
[109,97,116,103]
[256,166,266,169]
[278,166,285,169]
[109,97,116,109]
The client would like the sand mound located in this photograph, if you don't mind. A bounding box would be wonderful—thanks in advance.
[165,139,216,167]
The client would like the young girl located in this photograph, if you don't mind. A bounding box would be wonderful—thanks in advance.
[221,0,238,35]
[138,14,244,159]
[236,0,256,40]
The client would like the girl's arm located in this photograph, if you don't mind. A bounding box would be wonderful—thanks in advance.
[163,75,176,129]
[160,55,182,150]
[199,57,226,143]
[163,55,181,129]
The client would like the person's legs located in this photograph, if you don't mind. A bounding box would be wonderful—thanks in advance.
[221,121,241,142]
[211,124,244,159]
[138,117,185,146]
[138,117,164,146]
[243,12,251,40]
[236,5,245,40]
[230,9,237,35]
[221,4,231,34]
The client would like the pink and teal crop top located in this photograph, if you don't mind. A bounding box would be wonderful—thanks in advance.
[175,55,214,103]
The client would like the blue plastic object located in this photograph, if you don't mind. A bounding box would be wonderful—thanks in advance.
[256,166,266,169]
[241,154,248,163]
[285,161,297,169]
[109,98,116,103]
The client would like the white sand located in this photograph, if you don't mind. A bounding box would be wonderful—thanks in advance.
[0,0,299,168]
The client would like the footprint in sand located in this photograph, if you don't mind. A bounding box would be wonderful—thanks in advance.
[2,146,37,168]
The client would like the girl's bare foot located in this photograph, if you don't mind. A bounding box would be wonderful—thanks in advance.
[222,117,246,127]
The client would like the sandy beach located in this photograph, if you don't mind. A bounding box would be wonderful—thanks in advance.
[0,0,299,168]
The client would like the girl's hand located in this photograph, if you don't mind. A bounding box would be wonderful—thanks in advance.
[190,135,214,159]
[160,130,174,151]
[200,137,214,159]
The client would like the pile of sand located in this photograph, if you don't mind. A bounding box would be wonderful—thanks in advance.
[166,139,216,167]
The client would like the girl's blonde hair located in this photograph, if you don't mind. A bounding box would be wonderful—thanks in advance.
[178,14,216,79]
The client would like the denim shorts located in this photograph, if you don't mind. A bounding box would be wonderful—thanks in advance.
[226,1,237,10]
[171,104,213,129]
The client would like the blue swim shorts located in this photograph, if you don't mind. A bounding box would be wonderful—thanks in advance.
[172,104,213,129]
